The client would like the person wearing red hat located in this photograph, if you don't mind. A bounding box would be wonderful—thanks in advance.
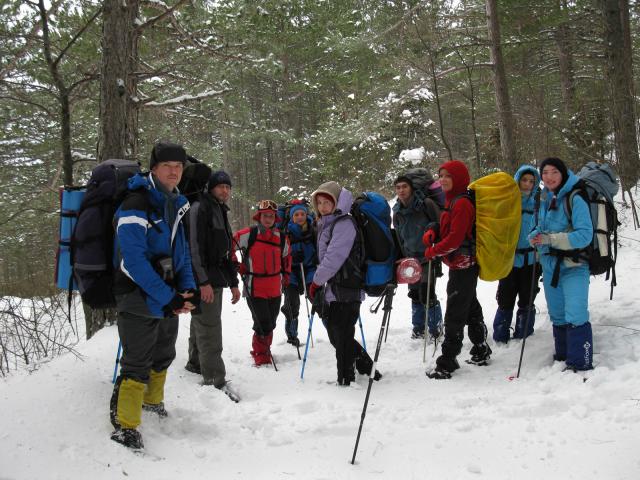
[422,160,491,379]
[233,200,291,366]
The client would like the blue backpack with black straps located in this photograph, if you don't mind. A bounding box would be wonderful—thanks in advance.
[351,192,398,296]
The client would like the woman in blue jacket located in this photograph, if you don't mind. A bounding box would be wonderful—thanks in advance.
[530,157,594,371]
[493,165,542,343]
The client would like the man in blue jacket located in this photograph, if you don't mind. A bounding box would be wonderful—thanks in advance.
[110,142,198,450]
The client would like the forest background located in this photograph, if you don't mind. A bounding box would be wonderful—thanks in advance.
[1,0,638,304]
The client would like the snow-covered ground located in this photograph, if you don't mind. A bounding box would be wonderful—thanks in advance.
[2,216,640,480]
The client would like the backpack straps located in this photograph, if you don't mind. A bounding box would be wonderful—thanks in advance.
[122,189,162,233]
[245,225,286,277]
[445,193,476,258]
[548,187,590,288]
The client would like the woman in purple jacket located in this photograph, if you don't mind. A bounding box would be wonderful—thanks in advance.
[308,181,381,386]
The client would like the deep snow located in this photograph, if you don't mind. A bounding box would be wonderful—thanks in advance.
[2,212,640,480]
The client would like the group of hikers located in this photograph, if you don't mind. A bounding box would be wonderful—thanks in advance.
[108,141,598,450]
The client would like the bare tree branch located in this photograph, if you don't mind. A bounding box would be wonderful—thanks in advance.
[0,95,54,116]
[137,0,190,31]
[0,0,64,80]
[142,88,231,107]
[53,6,103,68]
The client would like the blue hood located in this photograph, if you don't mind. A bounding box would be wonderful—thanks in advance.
[514,164,541,200]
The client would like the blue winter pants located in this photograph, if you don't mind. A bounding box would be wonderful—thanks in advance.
[541,263,590,327]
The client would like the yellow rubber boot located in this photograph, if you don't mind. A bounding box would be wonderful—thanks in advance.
[116,378,146,429]
[144,369,167,406]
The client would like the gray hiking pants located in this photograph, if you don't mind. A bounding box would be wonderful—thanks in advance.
[187,287,226,387]
[117,310,179,383]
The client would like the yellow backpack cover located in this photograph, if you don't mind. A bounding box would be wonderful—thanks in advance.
[468,172,521,281]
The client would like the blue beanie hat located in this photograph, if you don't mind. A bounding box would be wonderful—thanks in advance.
[289,203,308,218]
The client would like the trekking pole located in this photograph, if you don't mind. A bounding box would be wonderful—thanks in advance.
[300,312,315,379]
[515,252,540,379]
[358,316,367,353]
[284,289,301,360]
[351,284,396,465]
[422,260,433,363]
[299,263,314,348]
[383,312,391,343]
[233,237,278,371]
[112,340,122,384]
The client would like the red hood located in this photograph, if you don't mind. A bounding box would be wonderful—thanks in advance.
[439,160,470,201]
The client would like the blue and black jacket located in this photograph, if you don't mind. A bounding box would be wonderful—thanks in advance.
[113,173,196,318]
[286,216,317,290]
[513,165,541,268]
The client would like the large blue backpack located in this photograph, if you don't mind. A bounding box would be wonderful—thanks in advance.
[350,192,398,296]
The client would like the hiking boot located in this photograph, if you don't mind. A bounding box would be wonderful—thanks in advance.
[468,343,492,366]
[427,301,443,339]
[428,355,460,379]
[428,330,442,344]
[287,336,301,347]
[426,365,454,380]
[111,427,144,450]
[184,363,201,375]
[251,351,272,366]
[338,377,351,386]
[216,382,241,403]
[513,307,535,339]
[411,328,425,339]
[492,308,513,344]
[142,402,168,418]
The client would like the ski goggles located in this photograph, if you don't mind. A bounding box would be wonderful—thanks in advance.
[257,199,278,211]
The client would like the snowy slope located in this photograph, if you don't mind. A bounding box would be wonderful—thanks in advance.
[2,217,640,480]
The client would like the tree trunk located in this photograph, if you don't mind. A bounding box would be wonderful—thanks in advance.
[427,48,453,160]
[37,0,73,186]
[455,50,481,171]
[485,0,517,172]
[555,0,575,118]
[89,0,139,340]
[97,0,139,162]
[602,0,640,189]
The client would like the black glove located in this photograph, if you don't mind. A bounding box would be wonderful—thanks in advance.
[292,251,305,264]
[163,294,186,317]
[186,289,201,308]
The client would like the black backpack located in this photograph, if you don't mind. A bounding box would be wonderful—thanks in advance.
[71,159,142,309]
[178,155,212,203]
[403,167,445,211]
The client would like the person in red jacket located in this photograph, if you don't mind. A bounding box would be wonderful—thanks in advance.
[422,160,491,379]
[233,200,291,366]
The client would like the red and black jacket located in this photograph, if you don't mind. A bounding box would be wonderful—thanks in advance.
[233,225,291,298]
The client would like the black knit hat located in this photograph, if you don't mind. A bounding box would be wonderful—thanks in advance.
[207,170,232,191]
[149,141,187,169]
[539,157,568,191]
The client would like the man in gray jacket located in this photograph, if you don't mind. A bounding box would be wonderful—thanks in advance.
[185,170,241,402]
